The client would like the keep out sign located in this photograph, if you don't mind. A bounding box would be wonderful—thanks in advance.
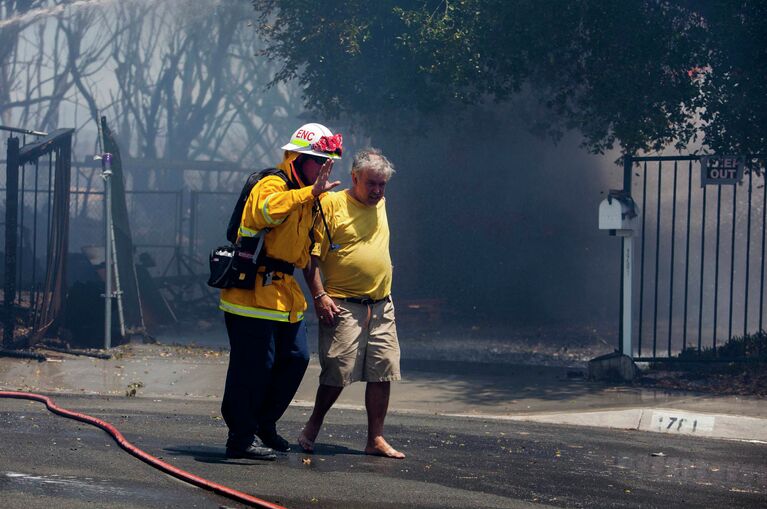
[700,155,744,186]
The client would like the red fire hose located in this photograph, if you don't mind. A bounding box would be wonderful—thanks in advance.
[0,390,287,509]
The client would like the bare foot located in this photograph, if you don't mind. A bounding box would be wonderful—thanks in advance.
[365,436,405,459]
[297,424,318,453]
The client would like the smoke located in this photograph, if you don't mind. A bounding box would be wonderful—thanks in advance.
[0,0,118,29]
[369,100,623,328]
[0,0,227,30]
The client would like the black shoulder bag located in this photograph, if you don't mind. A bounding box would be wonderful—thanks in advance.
[207,168,291,289]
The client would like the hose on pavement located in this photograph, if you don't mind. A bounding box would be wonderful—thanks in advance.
[0,390,287,509]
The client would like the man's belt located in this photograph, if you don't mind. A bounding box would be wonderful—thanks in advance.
[340,295,390,305]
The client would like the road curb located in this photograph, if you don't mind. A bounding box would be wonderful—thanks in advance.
[297,398,767,445]
[496,407,767,443]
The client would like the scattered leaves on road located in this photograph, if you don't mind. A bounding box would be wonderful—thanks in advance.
[126,381,144,397]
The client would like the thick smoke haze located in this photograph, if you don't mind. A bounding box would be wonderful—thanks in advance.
[368,102,623,327]
[3,0,765,356]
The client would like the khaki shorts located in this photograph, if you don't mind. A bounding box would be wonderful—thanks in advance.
[318,297,401,387]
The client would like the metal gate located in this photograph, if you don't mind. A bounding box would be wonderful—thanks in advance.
[2,127,73,348]
[622,155,766,361]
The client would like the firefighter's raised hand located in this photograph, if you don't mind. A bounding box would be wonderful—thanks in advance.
[312,158,341,197]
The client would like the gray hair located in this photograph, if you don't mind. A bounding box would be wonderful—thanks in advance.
[351,148,395,179]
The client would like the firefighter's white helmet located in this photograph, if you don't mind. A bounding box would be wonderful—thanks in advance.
[281,123,343,159]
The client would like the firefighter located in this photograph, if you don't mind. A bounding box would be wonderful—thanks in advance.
[219,123,342,460]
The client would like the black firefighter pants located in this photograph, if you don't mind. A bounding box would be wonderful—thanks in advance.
[221,312,309,449]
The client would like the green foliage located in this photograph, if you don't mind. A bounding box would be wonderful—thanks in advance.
[718,331,767,360]
[676,331,767,369]
[677,330,767,362]
[692,1,767,154]
[255,1,438,125]
[645,331,767,395]
[253,0,765,155]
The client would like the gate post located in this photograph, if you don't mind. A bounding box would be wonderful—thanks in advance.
[3,137,20,347]
[620,155,634,357]
[621,228,634,357]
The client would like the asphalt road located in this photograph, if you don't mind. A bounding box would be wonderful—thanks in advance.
[1,394,765,508]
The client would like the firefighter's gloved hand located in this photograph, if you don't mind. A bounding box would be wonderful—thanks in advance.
[314,294,340,326]
[312,159,341,197]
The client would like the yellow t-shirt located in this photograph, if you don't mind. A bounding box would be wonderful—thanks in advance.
[311,190,392,300]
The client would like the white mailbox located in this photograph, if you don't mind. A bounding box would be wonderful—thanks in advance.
[599,192,638,236]
[597,189,640,357]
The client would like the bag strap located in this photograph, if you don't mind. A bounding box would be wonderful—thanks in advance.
[226,168,292,244]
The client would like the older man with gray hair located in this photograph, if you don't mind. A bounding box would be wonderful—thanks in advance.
[300,148,404,458]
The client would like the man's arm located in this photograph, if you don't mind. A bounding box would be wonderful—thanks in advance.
[252,177,315,228]
[251,161,339,229]
[303,255,339,325]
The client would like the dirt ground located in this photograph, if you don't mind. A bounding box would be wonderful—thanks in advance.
[9,318,766,397]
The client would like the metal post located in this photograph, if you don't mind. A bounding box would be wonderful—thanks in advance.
[619,237,624,351]
[101,153,113,349]
[3,137,20,346]
[177,190,184,276]
[623,156,633,197]
[622,233,634,356]
[652,162,662,360]
[744,169,753,336]
[188,190,197,262]
[638,163,648,356]
[621,156,634,357]
[110,200,126,339]
[667,162,679,356]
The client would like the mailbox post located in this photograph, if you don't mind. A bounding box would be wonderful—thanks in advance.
[599,190,639,356]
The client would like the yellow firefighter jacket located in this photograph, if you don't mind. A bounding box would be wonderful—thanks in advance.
[219,152,316,323]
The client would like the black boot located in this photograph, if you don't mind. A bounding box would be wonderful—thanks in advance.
[257,430,291,452]
[226,438,277,460]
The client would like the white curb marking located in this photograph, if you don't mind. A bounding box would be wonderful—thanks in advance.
[649,411,715,434]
